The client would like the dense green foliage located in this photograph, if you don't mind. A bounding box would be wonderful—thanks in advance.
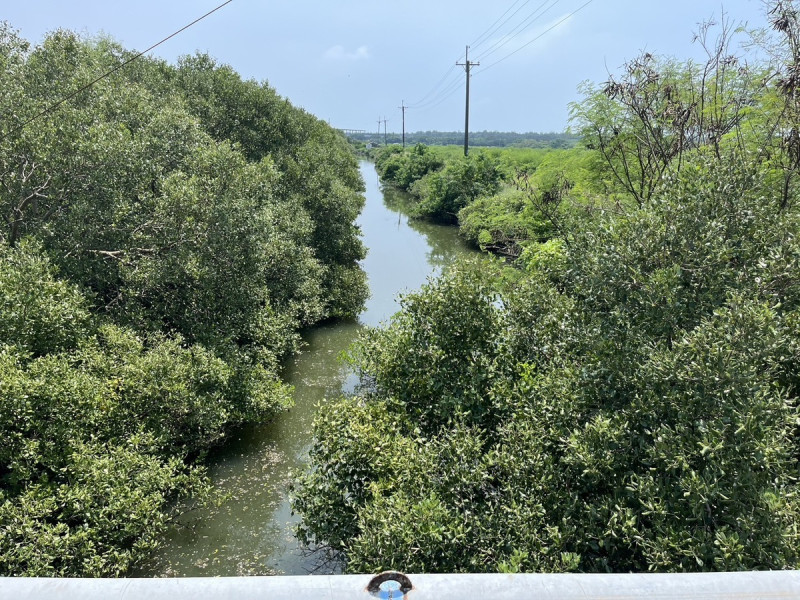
[0,23,366,575]
[374,144,503,224]
[374,144,444,193]
[294,3,800,574]
[372,142,601,251]
[459,148,598,255]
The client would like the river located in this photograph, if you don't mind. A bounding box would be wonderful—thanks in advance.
[137,160,476,577]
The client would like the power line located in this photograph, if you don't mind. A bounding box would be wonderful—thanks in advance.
[407,65,458,107]
[399,0,596,128]
[1,0,235,142]
[411,74,464,110]
[415,85,463,115]
[415,0,585,118]
[404,0,549,114]
[476,0,597,74]
[402,75,465,121]
[407,56,463,107]
[473,0,562,63]
[468,0,530,51]
[406,0,567,115]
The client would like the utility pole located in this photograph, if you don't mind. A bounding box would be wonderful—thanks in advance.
[382,116,389,146]
[457,46,479,157]
[377,116,381,143]
[399,101,407,148]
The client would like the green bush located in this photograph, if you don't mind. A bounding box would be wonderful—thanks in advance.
[0,437,207,577]
[0,24,366,575]
[374,143,444,191]
[459,188,552,256]
[0,240,91,356]
[410,153,501,223]
[294,155,800,573]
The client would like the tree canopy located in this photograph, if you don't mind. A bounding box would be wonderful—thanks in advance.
[294,2,800,574]
[0,24,367,576]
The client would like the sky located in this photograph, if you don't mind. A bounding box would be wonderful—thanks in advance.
[3,0,771,133]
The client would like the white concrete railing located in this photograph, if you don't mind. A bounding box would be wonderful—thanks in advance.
[3,570,800,600]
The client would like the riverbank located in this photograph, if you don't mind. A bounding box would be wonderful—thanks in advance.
[136,161,477,576]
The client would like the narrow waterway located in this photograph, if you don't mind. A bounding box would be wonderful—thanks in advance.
[138,161,476,577]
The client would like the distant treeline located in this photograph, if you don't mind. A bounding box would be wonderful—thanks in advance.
[348,130,578,148]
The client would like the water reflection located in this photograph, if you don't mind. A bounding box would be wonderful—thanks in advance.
[381,187,473,271]
[358,167,475,327]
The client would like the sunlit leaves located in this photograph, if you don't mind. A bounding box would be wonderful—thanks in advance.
[296,155,800,573]
[0,24,367,576]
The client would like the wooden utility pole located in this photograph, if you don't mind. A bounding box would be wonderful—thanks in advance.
[399,101,407,148]
[457,46,479,157]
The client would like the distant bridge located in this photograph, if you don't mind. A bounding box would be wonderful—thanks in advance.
[337,129,367,136]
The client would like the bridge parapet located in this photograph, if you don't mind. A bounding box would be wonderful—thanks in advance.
[3,571,800,600]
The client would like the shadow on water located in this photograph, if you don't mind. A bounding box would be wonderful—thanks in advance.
[135,161,477,577]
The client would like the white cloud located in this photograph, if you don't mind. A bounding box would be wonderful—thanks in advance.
[324,45,370,61]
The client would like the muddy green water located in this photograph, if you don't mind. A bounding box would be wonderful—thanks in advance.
[137,161,476,577]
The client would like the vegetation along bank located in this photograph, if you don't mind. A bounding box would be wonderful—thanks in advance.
[0,24,367,576]
[293,3,800,574]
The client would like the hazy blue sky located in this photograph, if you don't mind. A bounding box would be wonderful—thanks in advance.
[4,1,770,133]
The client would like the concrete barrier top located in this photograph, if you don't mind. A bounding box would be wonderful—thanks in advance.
[2,571,800,600]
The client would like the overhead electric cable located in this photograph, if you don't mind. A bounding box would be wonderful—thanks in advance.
[406,0,545,113]
[468,0,530,51]
[474,0,562,63]
[407,63,460,107]
[406,44,468,108]
[475,0,597,74]
[401,0,595,125]
[414,78,464,113]
[1,0,235,141]
[410,74,465,110]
